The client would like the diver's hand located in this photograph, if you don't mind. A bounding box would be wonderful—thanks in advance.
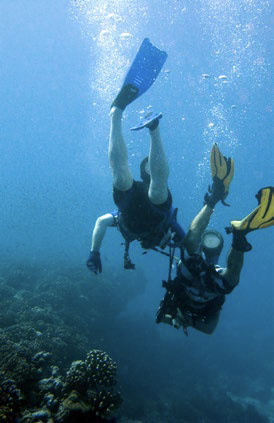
[86,251,102,274]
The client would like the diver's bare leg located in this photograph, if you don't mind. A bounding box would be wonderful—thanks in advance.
[108,107,133,191]
[221,248,244,287]
[177,306,219,334]
[148,126,169,205]
[184,205,213,254]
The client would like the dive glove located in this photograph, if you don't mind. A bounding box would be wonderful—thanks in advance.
[86,251,102,274]
[204,143,234,208]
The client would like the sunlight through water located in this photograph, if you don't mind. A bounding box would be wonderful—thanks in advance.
[70,0,149,103]
[195,0,270,181]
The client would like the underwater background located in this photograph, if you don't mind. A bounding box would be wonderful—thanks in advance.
[0,0,273,422]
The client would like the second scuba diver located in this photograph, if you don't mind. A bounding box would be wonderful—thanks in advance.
[156,143,274,335]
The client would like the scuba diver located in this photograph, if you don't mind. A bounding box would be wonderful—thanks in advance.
[156,143,274,335]
[87,38,185,274]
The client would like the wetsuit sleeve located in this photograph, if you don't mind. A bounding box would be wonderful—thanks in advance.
[110,211,119,227]
[214,267,236,295]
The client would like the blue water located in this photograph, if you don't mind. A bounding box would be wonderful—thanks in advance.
[0,0,273,421]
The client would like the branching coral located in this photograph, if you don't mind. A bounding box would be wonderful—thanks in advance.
[62,350,122,420]
[64,360,88,394]
[86,350,117,388]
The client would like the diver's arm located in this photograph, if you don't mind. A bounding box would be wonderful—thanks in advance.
[220,247,244,288]
[91,214,115,252]
[87,213,115,275]
[183,204,213,254]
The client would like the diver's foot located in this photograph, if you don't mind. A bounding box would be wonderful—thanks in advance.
[130,111,162,131]
[111,83,139,111]
[109,105,123,119]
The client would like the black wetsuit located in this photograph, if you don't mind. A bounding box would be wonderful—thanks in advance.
[157,253,236,333]
[112,180,178,249]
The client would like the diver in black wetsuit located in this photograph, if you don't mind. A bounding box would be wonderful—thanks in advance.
[87,107,184,274]
[86,38,184,273]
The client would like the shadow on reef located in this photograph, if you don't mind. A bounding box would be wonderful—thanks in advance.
[0,259,146,422]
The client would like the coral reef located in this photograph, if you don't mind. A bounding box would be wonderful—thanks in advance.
[85,350,117,389]
[8,349,122,422]
[0,262,144,421]
[61,350,122,420]
[3,347,121,423]
[0,371,22,423]
[0,260,270,422]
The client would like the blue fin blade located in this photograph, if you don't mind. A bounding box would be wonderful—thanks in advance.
[123,38,168,97]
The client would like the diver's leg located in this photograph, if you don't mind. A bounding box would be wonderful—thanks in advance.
[147,126,169,205]
[176,306,219,334]
[184,205,214,255]
[221,248,244,288]
[108,107,133,191]
[191,312,220,335]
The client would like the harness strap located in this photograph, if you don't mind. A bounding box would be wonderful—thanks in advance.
[150,247,170,257]
[150,245,177,282]
[122,240,135,270]
[168,245,175,282]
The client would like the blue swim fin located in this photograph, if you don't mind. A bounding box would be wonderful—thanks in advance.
[112,38,168,110]
[130,112,162,131]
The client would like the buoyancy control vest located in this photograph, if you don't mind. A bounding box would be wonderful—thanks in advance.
[176,252,234,313]
[118,205,179,249]
[156,251,234,325]
[112,206,183,270]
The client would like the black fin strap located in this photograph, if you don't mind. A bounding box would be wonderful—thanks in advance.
[232,232,252,252]
[225,228,252,252]
[204,179,230,208]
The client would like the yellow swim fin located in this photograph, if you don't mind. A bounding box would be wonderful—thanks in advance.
[210,143,234,194]
[204,143,234,208]
[231,186,274,233]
